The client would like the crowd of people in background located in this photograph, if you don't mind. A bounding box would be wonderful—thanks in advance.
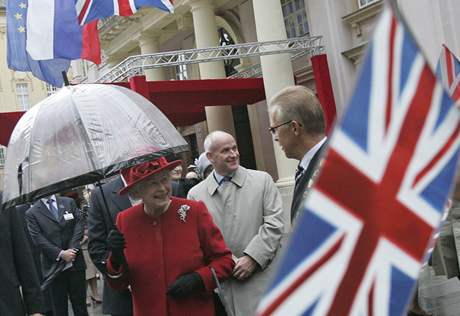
[1,84,446,316]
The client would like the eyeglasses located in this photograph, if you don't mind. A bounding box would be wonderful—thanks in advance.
[268,120,293,134]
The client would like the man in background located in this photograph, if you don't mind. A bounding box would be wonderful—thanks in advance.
[188,131,286,316]
[88,176,133,316]
[26,194,87,316]
[269,85,328,224]
[0,192,45,316]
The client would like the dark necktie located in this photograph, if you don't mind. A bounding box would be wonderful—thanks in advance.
[220,176,232,185]
[295,165,304,183]
[47,198,59,219]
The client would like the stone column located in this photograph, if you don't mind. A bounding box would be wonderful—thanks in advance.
[252,0,299,224]
[189,0,235,135]
[138,32,166,81]
[253,0,297,185]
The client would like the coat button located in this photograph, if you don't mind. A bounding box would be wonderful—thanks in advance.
[152,221,157,226]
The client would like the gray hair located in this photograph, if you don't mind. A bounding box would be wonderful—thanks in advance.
[269,85,325,135]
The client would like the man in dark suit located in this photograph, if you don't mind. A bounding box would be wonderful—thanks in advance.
[0,192,45,316]
[269,85,328,224]
[88,176,133,316]
[16,202,55,316]
[26,194,88,316]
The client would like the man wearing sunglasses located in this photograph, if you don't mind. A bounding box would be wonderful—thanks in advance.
[269,85,328,224]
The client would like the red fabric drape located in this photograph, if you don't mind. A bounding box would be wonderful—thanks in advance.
[0,111,25,146]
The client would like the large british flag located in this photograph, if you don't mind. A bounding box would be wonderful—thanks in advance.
[258,5,460,316]
[436,44,460,103]
[76,0,174,25]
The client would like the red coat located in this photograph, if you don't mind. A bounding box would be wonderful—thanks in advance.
[107,197,234,316]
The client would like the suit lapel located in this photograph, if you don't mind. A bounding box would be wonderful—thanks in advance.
[206,172,220,196]
[291,141,328,221]
[37,200,59,223]
[305,141,327,180]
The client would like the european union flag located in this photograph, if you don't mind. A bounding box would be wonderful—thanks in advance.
[7,0,70,87]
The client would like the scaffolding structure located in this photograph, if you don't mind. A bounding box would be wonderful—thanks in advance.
[94,35,325,83]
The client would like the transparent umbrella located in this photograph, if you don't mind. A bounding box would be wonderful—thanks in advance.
[2,84,188,208]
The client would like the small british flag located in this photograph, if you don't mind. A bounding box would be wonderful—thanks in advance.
[76,0,174,25]
[436,44,460,103]
[258,4,460,316]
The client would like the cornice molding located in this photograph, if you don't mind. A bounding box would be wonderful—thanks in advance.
[342,0,383,34]
[342,42,368,65]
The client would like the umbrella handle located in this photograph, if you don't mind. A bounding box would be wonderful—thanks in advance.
[96,181,115,229]
[96,181,129,272]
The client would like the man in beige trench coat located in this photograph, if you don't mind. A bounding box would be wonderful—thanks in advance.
[188,131,286,316]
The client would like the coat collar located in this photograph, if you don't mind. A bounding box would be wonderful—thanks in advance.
[206,166,247,195]
[110,176,132,211]
[37,198,63,223]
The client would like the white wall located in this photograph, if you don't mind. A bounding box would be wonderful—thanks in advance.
[399,0,460,70]
[306,0,357,113]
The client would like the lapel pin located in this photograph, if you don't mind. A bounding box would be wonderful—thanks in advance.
[177,205,190,223]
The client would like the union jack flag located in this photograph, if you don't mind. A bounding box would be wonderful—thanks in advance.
[76,0,174,25]
[436,44,460,103]
[257,6,460,316]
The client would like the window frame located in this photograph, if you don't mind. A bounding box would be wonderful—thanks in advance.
[358,0,378,9]
[281,0,310,39]
[45,83,59,96]
[16,82,30,111]
[0,146,5,167]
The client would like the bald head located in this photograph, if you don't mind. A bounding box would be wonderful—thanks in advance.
[204,131,234,154]
[204,131,239,175]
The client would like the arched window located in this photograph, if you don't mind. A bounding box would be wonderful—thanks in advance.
[218,27,240,76]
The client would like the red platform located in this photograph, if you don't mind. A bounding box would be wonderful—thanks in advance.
[0,54,337,146]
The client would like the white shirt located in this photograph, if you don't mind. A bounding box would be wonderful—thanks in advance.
[299,137,327,171]
[213,170,235,185]
[41,194,57,212]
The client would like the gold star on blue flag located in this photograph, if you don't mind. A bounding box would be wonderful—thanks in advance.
[6,0,69,87]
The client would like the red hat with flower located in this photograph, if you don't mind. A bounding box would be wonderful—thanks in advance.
[119,157,182,195]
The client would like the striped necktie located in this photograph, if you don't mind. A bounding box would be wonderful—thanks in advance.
[47,198,59,219]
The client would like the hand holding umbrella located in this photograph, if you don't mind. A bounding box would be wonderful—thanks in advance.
[107,228,127,271]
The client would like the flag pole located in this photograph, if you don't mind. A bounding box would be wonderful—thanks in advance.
[61,71,70,86]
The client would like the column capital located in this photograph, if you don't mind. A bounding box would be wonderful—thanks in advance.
[185,0,214,12]
[136,30,161,46]
[175,12,194,31]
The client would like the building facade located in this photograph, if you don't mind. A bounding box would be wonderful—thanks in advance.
[72,0,460,212]
[0,1,54,186]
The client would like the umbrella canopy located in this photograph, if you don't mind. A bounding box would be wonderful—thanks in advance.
[2,84,188,207]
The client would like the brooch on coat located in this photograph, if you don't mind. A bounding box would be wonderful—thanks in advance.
[177,205,190,222]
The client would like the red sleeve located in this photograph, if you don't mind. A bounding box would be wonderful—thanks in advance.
[194,201,235,292]
[106,212,131,290]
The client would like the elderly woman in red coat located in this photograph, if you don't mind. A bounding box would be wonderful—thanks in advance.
[105,157,234,316]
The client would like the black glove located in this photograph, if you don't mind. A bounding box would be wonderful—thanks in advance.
[107,229,126,270]
[166,272,204,298]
